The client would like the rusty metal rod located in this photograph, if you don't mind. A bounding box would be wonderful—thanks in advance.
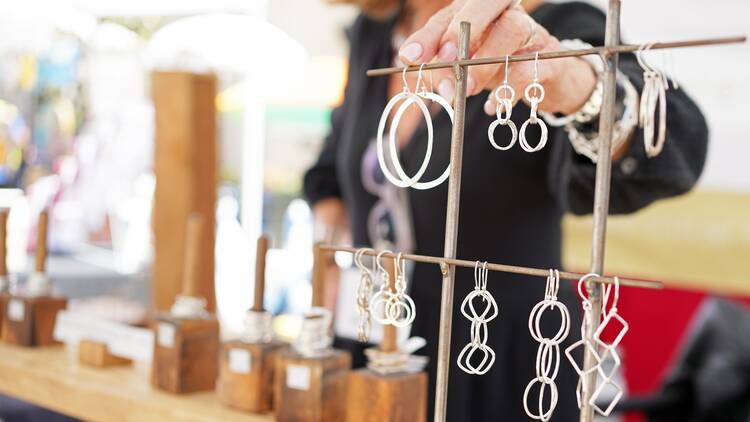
[366,35,746,77]
[319,244,662,290]
[433,21,471,422]
[580,0,621,420]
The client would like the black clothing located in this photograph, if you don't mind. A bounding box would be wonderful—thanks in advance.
[304,2,709,421]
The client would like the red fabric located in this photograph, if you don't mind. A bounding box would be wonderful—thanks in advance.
[604,285,750,422]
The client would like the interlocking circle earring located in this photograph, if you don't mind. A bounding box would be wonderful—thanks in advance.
[519,52,549,153]
[369,250,394,325]
[523,269,571,422]
[457,262,498,375]
[388,64,454,190]
[488,55,518,151]
[386,253,417,327]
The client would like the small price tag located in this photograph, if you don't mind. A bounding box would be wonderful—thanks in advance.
[7,299,24,322]
[286,364,311,391]
[157,322,175,348]
[228,348,252,374]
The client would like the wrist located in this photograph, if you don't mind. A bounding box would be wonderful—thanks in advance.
[555,58,598,115]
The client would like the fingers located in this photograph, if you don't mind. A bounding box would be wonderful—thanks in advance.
[441,0,516,55]
[398,3,459,64]
[466,9,532,97]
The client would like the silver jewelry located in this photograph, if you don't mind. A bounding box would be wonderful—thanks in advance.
[564,72,639,163]
[519,52,548,153]
[457,262,498,375]
[523,270,571,421]
[488,56,518,151]
[637,44,668,158]
[354,248,375,342]
[377,65,454,190]
[386,253,416,327]
[564,273,604,409]
[370,250,395,325]
[540,40,605,127]
[590,276,628,416]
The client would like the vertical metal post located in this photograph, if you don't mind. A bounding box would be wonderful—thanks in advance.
[580,1,620,421]
[434,21,470,422]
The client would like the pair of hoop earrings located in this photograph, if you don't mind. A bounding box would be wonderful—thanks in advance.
[487,52,548,153]
[637,44,670,158]
[354,248,376,342]
[377,66,454,190]
[457,261,498,375]
[369,251,416,328]
[565,273,629,417]
[523,269,571,422]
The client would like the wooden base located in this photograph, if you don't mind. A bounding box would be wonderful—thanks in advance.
[217,340,286,413]
[78,340,132,367]
[274,349,351,422]
[346,369,427,422]
[1,295,67,347]
[151,314,219,394]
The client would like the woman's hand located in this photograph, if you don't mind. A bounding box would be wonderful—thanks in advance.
[398,0,597,116]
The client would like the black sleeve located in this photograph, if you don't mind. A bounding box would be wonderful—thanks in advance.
[537,2,709,215]
[303,15,364,206]
[303,102,346,205]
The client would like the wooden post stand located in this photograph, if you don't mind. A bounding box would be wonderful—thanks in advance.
[218,235,286,413]
[1,210,67,347]
[274,243,351,422]
[78,340,132,367]
[346,256,427,422]
[151,215,219,394]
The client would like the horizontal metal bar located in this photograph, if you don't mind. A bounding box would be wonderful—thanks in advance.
[320,244,663,290]
[366,35,746,77]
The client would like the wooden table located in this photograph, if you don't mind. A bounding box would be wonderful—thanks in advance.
[0,343,272,422]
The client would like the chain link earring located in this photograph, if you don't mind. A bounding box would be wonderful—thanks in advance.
[519,52,549,153]
[457,262,498,375]
[488,56,518,151]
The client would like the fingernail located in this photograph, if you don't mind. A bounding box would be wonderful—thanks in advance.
[467,75,476,94]
[399,43,423,62]
[438,79,455,103]
[484,100,494,115]
[438,41,457,61]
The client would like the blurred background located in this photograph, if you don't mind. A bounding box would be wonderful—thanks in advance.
[0,0,747,421]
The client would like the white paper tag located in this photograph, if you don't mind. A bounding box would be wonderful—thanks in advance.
[157,322,175,348]
[286,364,311,390]
[228,348,252,374]
[8,299,24,322]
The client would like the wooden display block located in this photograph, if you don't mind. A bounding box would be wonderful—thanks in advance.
[217,340,286,413]
[1,295,67,347]
[0,292,7,337]
[274,349,351,422]
[78,340,132,367]
[346,369,427,422]
[151,314,219,394]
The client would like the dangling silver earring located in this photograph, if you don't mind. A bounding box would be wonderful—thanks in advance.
[637,44,667,158]
[488,55,518,151]
[369,250,394,325]
[386,253,416,327]
[388,64,454,190]
[354,248,375,342]
[457,261,498,375]
[519,52,549,153]
[524,269,570,422]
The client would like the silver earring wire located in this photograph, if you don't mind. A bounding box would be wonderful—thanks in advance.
[488,54,518,150]
[519,51,548,153]
[457,261,498,375]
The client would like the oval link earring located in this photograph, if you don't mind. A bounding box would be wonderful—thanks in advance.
[376,67,434,188]
[389,64,454,190]
[488,55,518,151]
[519,52,549,153]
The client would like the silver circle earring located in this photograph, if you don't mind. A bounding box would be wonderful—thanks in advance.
[488,55,518,151]
[519,52,549,153]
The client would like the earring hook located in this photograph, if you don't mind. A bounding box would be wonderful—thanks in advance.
[401,66,411,93]
[533,51,540,96]
[376,250,391,275]
[503,55,510,84]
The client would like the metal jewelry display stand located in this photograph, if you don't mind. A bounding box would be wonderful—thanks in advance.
[322,1,746,420]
